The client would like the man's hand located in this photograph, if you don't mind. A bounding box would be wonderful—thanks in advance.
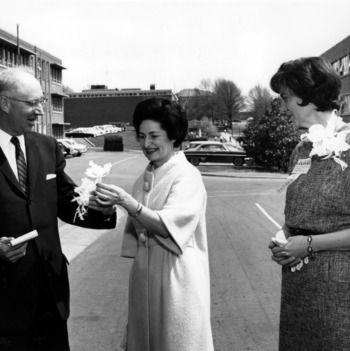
[88,196,116,216]
[0,237,28,263]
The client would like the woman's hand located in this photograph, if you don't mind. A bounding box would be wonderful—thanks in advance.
[270,235,308,266]
[94,183,139,214]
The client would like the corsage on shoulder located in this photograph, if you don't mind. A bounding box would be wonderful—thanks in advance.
[72,161,112,221]
[300,116,350,170]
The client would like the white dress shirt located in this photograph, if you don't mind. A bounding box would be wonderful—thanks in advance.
[0,129,27,181]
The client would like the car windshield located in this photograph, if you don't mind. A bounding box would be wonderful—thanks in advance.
[200,145,224,151]
[187,143,200,149]
[225,144,242,151]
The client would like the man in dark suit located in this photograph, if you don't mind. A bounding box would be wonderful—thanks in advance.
[0,67,116,350]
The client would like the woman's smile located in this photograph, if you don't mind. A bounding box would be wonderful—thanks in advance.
[139,119,175,169]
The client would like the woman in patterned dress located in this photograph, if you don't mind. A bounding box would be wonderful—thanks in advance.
[95,98,214,351]
[268,57,350,351]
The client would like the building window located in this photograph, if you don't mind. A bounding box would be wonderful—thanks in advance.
[52,95,63,112]
[37,58,42,79]
[340,94,350,115]
[343,55,350,76]
[51,66,62,84]
[333,60,340,73]
[7,49,11,67]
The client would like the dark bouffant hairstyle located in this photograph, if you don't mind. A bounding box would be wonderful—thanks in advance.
[270,56,341,111]
[133,97,188,148]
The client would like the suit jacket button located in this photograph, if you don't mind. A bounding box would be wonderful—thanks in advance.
[139,233,146,243]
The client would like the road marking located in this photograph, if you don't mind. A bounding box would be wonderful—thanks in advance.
[208,192,275,198]
[203,175,286,181]
[111,154,141,166]
[255,203,281,229]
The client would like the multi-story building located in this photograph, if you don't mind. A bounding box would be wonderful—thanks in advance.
[321,35,350,122]
[64,85,176,129]
[0,27,67,137]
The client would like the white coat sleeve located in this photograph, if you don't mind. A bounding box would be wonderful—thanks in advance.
[155,169,206,254]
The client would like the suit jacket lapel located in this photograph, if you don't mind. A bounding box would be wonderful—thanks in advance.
[25,133,40,194]
[0,145,24,194]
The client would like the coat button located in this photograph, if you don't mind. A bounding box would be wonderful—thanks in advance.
[143,182,150,192]
[139,233,146,243]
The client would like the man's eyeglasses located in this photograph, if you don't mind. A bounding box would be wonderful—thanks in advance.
[1,96,47,110]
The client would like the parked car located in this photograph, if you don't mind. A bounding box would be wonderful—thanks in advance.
[58,141,80,157]
[58,142,67,157]
[184,141,247,166]
[95,124,122,134]
[112,122,127,131]
[90,126,106,136]
[58,139,87,154]
[65,127,98,138]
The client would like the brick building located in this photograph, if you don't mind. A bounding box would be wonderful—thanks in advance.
[64,85,176,129]
[0,27,67,137]
[321,35,350,121]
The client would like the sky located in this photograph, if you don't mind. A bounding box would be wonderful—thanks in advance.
[1,0,350,96]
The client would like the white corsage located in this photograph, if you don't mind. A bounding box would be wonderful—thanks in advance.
[272,230,309,272]
[72,161,113,221]
[300,115,350,170]
[84,161,113,182]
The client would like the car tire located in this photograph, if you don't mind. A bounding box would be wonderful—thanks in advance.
[233,157,243,166]
[189,157,200,166]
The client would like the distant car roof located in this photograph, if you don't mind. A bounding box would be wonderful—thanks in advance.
[188,141,223,145]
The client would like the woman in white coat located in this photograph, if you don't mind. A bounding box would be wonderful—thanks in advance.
[95,98,214,351]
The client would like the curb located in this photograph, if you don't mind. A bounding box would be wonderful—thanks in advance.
[201,172,287,180]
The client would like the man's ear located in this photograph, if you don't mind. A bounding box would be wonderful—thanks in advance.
[0,96,9,113]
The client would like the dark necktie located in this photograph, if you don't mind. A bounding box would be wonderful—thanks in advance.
[11,136,28,196]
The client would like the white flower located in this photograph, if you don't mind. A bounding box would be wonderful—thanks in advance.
[85,161,112,182]
[303,117,350,170]
[73,178,96,206]
[271,230,288,246]
[72,161,113,221]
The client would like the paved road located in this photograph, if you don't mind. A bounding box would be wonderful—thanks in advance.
[60,151,287,350]
[205,176,285,351]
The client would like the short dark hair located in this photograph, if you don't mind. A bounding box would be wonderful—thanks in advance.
[133,97,188,148]
[270,56,341,111]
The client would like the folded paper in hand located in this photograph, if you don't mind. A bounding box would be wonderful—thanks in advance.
[10,230,38,246]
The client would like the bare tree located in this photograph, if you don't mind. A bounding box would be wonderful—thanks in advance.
[247,84,273,124]
[177,79,219,121]
[62,85,75,94]
[177,89,205,120]
[197,79,219,121]
[213,78,245,127]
